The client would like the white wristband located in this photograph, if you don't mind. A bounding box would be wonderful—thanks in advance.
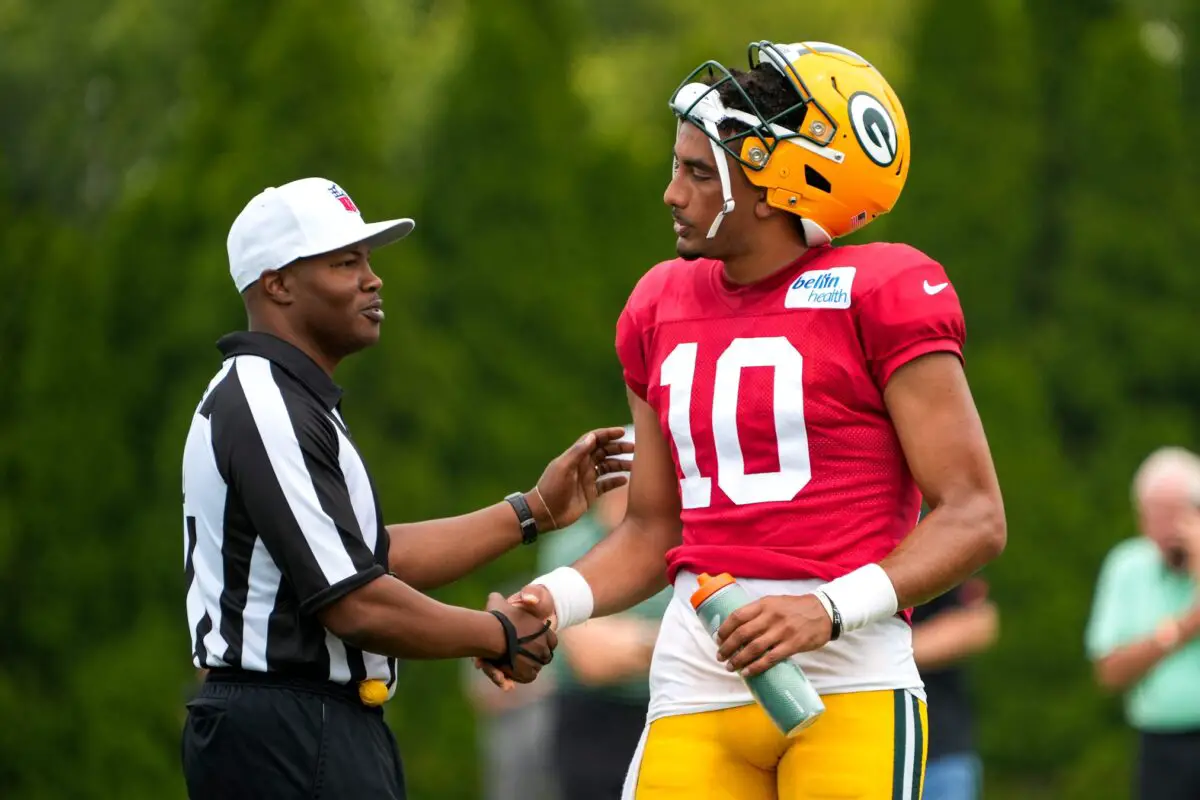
[816,564,898,634]
[529,566,595,630]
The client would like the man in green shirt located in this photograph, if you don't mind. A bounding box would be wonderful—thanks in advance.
[1086,446,1200,800]
[538,427,672,800]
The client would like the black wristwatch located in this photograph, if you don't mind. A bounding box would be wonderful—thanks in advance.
[504,492,539,545]
[821,591,843,641]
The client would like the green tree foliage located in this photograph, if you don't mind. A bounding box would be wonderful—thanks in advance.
[1033,17,1199,796]
[0,0,198,218]
[896,1,1198,797]
[875,0,1039,337]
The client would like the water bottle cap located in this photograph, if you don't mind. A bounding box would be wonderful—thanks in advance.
[690,572,737,609]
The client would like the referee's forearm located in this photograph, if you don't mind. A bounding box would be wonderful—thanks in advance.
[319,576,506,660]
[385,502,525,590]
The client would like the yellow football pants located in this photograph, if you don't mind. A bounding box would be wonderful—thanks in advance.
[628,689,927,800]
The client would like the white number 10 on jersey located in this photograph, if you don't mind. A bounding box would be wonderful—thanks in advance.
[660,337,812,509]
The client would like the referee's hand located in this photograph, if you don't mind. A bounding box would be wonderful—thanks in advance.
[529,426,633,533]
[483,593,558,685]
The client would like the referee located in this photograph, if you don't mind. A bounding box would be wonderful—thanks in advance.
[180,177,631,799]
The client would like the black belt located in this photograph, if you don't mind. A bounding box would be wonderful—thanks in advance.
[204,668,381,709]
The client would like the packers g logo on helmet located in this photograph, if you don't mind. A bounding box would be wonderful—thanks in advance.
[668,41,911,245]
[847,92,899,167]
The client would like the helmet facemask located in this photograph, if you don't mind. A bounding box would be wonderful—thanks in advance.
[667,41,849,240]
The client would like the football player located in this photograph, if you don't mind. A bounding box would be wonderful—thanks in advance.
[484,41,1006,799]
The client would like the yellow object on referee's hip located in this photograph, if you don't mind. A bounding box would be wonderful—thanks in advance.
[358,679,388,707]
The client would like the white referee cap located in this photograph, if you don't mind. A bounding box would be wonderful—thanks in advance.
[227,177,415,292]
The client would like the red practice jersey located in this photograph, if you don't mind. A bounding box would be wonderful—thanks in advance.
[616,242,965,584]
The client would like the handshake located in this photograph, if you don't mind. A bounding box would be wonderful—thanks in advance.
[476,585,558,689]
[469,422,633,690]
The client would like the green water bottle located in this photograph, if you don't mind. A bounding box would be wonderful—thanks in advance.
[690,572,825,736]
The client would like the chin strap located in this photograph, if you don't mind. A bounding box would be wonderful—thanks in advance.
[672,84,741,240]
[701,118,736,239]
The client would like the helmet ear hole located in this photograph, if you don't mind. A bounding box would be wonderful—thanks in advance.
[804,165,831,193]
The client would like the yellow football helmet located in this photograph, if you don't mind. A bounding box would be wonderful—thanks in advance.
[669,41,910,244]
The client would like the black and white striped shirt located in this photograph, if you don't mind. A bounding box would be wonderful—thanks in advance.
[182,331,395,696]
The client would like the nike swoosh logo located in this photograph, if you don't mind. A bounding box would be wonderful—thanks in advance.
[923,280,949,295]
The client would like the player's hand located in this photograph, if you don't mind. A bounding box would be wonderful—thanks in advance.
[482,592,558,685]
[476,585,558,691]
[715,594,832,678]
[528,427,633,532]
[506,584,558,624]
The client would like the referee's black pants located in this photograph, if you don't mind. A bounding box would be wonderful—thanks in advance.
[182,670,406,799]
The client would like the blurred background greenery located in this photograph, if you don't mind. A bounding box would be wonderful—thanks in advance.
[2,0,1198,796]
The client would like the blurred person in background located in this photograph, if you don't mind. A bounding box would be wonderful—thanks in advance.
[463,579,561,800]
[537,426,672,800]
[1086,446,1200,800]
[911,576,998,800]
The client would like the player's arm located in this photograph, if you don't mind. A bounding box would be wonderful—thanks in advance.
[876,351,1007,606]
[477,279,675,690]
[718,353,1006,677]
[570,389,683,615]
[530,467,663,686]
[385,426,632,590]
[519,389,683,625]
[476,390,680,690]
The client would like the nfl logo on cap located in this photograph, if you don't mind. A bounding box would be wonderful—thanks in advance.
[328,183,359,213]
